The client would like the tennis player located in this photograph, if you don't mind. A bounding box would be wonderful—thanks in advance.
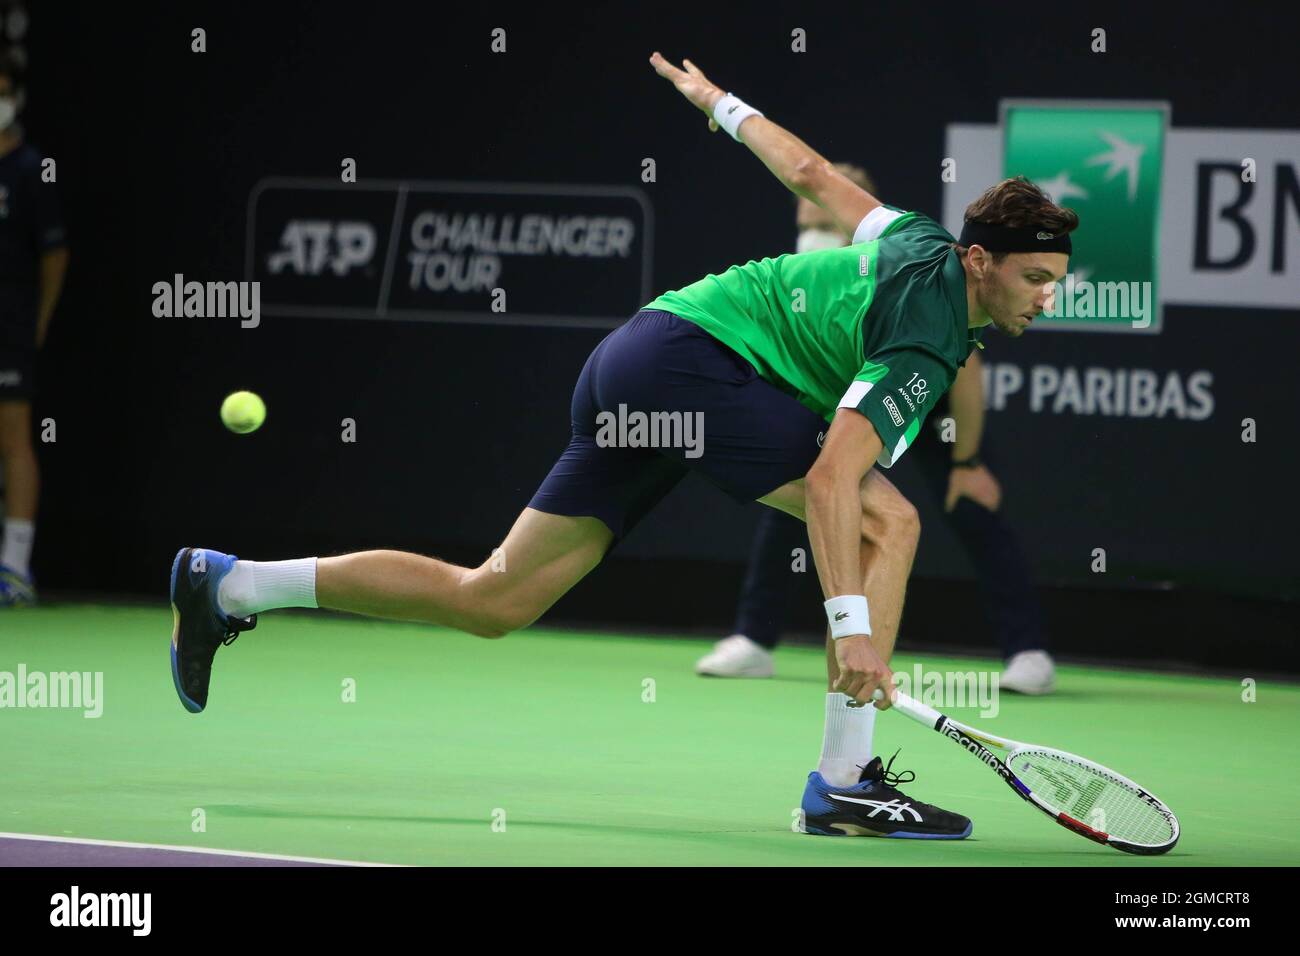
[697,163,1055,694]
[169,53,1075,839]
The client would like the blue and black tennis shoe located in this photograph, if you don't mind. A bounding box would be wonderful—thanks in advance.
[0,562,36,608]
[169,547,256,713]
[801,751,973,839]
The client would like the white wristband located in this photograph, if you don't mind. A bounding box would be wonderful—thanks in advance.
[825,595,871,640]
[712,93,763,141]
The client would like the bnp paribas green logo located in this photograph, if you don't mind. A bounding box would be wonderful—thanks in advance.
[1002,100,1169,333]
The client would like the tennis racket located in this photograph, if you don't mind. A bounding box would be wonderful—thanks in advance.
[872,688,1179,854]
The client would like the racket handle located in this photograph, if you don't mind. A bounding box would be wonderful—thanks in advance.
[871,687,944,728]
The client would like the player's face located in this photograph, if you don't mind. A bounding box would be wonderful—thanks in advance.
[977,252,1069,336]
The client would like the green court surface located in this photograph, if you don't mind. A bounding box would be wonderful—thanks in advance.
[2,604,1297,866]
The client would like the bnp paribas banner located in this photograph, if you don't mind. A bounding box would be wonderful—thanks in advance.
[944,101,1300,333]
[1002,101,1167,331]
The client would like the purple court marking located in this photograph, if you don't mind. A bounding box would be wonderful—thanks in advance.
[0,836,353,867]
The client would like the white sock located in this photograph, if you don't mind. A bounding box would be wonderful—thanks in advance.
[817,692,876,787]
[216,558,318,618]
[1,519,35,578]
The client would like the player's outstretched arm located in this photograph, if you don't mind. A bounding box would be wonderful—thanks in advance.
[649,51,881,237]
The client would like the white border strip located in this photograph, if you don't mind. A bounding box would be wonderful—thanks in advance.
[0,831,402,867]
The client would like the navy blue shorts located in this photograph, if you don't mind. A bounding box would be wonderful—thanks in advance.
[528,309,828,541]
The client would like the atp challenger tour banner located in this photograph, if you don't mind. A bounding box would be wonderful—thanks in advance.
[246,179,653,327]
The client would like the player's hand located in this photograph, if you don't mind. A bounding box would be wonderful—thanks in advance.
[833,635,895,710]
[648,52,726,131]
[945,463,1002,513]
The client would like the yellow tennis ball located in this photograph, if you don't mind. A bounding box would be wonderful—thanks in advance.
[220,391,266,434]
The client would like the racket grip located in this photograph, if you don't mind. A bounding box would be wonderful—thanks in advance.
[872,687,944,727]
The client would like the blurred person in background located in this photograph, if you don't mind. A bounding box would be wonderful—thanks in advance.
[696,163,1055,693]
[0,48,68,606]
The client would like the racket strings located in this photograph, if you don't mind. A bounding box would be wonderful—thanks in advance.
[1008,750,1175,846]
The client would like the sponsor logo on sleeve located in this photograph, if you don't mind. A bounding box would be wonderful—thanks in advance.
[882,395,905,427]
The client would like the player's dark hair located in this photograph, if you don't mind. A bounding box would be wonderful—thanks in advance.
[955,176,1079,262]
[0,47,25,93]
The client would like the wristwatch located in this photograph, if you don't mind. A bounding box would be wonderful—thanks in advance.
[951,455,982,469]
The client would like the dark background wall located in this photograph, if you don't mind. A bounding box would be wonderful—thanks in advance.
[17,2,1300,669]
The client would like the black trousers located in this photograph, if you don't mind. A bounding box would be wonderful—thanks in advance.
[732,414,1047,658]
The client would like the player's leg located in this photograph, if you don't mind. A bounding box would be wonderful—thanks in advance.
[171,508,613,712]
[313,508,612,637]
[208,313,691,639]
[171,309,688,712]
[0,397,39,604]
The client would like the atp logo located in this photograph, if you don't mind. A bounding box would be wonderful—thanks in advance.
[267,220,377,277]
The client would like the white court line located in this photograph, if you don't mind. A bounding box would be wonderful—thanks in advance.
[0,831,403,867]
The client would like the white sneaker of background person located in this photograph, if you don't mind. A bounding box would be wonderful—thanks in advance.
[1000,649,1056,695]
[695,634,775,678]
